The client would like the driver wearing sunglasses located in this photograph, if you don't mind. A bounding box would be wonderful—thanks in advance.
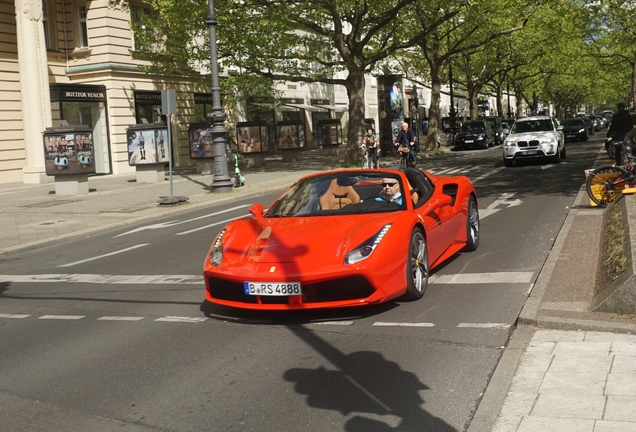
[375,178,403,204]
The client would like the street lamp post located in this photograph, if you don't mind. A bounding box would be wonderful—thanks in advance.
[507,82,512,118]
[207,0,233,193]
[449,61,456,118]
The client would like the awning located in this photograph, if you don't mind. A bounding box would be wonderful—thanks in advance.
[250,102,298,112]
[283,103,328,112]
[317,104,348,112]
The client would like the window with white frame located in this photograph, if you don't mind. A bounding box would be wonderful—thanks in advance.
[78,5,89,48]
[130,3,153,52]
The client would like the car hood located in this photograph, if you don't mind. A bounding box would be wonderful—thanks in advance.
[220,214,395,264]
[507,131,558,141]
[562,125,585,132]
[456,131,486,137]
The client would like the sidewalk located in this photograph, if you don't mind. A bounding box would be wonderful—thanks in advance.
[470,185,636,431]
[3,145,635,431]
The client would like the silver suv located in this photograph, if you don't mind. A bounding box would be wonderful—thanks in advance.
[502,116,565,167]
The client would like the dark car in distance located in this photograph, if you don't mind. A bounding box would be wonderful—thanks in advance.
[561,118,589,142]
[453,120,494,150]
[482,116,505,145]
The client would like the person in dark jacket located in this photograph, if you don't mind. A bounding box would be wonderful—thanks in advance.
[607,102,634,164]
[607,102,633,140]
[395,122,416,166]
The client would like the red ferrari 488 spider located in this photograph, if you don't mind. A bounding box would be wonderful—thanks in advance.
[203,167,479,310]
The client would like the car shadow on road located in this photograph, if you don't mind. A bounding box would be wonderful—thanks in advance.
[283,325,457,432]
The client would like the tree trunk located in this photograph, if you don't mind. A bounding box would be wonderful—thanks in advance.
[495,85,503,117]
[426,63,442,151]
[632,58,636,110]
[344,68,366,165]
[469,89,479,120]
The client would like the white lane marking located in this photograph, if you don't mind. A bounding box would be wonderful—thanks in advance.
[472,167,504,183]
[310,321,354,326]
[0,274,202,285]
[457,323,510,329]
[430,168,455,175]
[429,272,534,284]
[175,216,243,236]
[373,322,435,327]
[113,221,181,238]
[155,316,207,323]
[541,165,554,170]
[445,167,465,174]
[0,314,30,319]
[58,244,150,268]
[479,192,523,219]
[97,316,145,321]
[38,315,85,320]
[479,208,500,219]
[114,205,251,237]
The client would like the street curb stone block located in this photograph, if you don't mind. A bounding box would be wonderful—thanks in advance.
[592,197,636,313]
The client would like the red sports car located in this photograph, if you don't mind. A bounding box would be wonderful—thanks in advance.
[203,167,479,310]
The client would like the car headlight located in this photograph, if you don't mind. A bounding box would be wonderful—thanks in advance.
[579,129,585,133]
[209,229,226,266]
[543,137,556,144]
[504,141,516,146]
[477,135,484,140]
[345,224,391,265]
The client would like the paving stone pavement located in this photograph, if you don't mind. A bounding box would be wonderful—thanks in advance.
[3,145,636,431]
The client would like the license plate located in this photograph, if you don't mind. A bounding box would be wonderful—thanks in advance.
[244,281,302,296]
[465,140,474,143]
[566,135,575,138]
[521,150,537,155]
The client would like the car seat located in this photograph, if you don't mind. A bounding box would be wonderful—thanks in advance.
[319,178,361,210]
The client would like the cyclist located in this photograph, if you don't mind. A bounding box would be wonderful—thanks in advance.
[395,121,416,167]
[606,102,634,164]
[361,128,378,168]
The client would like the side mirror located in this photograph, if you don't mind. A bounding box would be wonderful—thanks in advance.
[428,194,453,211]
[249,203,264,218]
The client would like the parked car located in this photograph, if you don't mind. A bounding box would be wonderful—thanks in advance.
[561,118,589,142]
[594,114,608,129]
[453,120,495,150]
[482,116,505,145]
[203,168,480,309]
[502,116,565,167]
[579,115,595,135]
[589,115,602,132]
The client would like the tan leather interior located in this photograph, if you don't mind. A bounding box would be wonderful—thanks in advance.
[319,179,361,210]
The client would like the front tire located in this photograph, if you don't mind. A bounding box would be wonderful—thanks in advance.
[586,165,627,207]
[403,228,428,301]
[463,196,480,251]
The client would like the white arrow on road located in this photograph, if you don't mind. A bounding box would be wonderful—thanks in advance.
[479,192,523,219]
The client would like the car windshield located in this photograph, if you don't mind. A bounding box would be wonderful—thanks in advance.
[266,172,408,217]
[461,122,485,132]
[484,118,497,128]
[511,119,554,133]
[561,119,585,126]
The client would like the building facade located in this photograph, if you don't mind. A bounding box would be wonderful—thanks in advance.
[1,0,468,186]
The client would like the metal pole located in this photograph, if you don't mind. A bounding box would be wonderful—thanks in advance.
[207,0,233,192]
[507,82,512,118]
[167,114,173,199]
[449,62,456,118]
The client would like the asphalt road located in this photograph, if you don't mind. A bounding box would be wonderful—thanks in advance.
[0,134,606,431]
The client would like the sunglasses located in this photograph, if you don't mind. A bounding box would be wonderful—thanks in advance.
[382,182,398,187]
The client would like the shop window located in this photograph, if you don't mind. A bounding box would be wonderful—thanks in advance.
[77,5,89,48]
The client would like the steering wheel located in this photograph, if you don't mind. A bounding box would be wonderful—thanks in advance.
[366,195,391,203]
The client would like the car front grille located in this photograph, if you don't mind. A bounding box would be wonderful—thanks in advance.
[517,140,540,148]
[207,276,376,305]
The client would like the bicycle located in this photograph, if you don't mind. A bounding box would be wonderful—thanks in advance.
[360,144,378,169]
[397,145,412,172]
[585,140,634,207]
